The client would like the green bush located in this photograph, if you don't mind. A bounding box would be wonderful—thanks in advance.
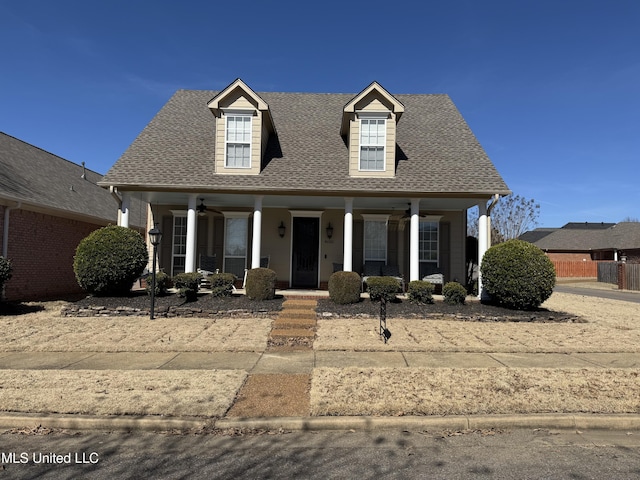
[443,281,467,305]
[73,226,148,296]
[480,239,556,310]
[145,271,170,297]
[173,272,201,302]
[328,271,361,304]
[245,268,277,300]
[407,280,434,304]
[0,256,12,294]
[209,272,236,297]
[366,276,400,303]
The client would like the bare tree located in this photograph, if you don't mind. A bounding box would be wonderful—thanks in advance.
[621,216,640,222]
[467,194,540,243]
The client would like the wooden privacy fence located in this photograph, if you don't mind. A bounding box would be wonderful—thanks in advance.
[552,260,598,278]
[596,262,640,291]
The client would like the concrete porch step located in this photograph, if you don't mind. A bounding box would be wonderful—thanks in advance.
[273,316,317,329]
[277,308,317,319]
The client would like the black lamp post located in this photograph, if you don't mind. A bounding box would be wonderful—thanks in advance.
[148,225,162,320]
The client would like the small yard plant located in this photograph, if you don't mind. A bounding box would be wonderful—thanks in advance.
[328,271,361,304]
[145,271,170,297]
[245,268,277,300]
[173,272,201,302]
[406,280,434,305]
[209,272,236,297]
[480,239,555,310]
[0,256,12,296]
[443,281,467,305]
[73,226,148,296]
[366,276,400,303]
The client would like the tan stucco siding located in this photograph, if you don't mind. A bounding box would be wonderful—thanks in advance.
[445,210,466,283]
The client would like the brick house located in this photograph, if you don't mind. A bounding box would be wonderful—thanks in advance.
[100,79,510,295]
[0,132,146,301]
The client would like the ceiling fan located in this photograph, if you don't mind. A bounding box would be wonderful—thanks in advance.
[196,199,221,215]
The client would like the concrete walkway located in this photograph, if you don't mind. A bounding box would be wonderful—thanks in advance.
[1,350,640,372]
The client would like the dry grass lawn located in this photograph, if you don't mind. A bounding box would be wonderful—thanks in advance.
[2,290,640,417]
[0,370,245,417]
[311,367,640,416]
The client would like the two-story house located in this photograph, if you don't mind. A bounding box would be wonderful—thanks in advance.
[100,79,510,293]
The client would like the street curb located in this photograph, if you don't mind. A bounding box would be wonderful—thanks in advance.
[2,413,640,433]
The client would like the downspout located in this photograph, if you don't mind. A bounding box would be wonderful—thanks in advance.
[486,194,500,249]
[2,201,21,258]
[109,186,123,225]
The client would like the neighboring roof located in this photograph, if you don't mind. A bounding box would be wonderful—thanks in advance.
[518,228,558,244]
[101,88,510,197]
[0,132,145,226]
[530,222,640,251]
[562,222,616,230]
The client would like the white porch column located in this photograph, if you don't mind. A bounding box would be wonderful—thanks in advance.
[119,193,130,228]
[343,197,354,271]
[409,198,420,282]
[185,194,197,273]
[251,195,263,269]
[477,201,489,299]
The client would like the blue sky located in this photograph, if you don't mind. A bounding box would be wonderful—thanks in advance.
[1,0,638,228]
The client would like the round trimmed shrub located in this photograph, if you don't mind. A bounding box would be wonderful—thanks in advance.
[328,271,361,304]
[0,256,12,294]
[145,271,170,297]
[443,281,467,305]
[407,280,434,305]
[366,276,400,303]
[480,239,556,310]
[73,226,148,296]
[173,272,201,302]
[245,268,277,300]
[209,272,236,297]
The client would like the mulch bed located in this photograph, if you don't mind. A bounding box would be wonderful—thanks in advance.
[69,291,285,314]
[316,298,585,323]
[59,292,584,323]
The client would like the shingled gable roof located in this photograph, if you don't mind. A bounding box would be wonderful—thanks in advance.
[100,86,510,197]
[532,222,640,251]
[0,132,144,226]
[340,81,405,135]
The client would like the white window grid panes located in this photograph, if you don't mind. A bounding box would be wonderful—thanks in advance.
[225,115,251,168]
[419,221,439,262]
[224,217,248,278]
[359,118,385,171]
[364,220,387,261]
[172,216,187,276]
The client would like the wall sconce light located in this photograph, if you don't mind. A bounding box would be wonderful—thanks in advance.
[278,221,286,238]
[326,223,334,239]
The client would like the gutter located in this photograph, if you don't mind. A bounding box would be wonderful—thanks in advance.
[109,186,122,209]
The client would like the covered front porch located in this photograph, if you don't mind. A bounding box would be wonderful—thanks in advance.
[119,191,494,292]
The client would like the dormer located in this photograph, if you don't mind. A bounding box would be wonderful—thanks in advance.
[208,79,275,175]
[341,82,404,178]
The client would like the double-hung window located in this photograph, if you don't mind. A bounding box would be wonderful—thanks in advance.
[419,220,439,274]
[171,214,187,276]
[225,113,252,168]
[363,215,389,263]
[359,116,386,171]
[223,214,249,278]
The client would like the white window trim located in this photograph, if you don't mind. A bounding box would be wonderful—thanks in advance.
[358,114,387,172]
[222,212,251,276]
[362,214,389,263]
[419,215,442,268]
[170,211,187,277]
[223,110,253,169]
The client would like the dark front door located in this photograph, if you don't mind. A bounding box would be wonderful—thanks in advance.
[291,217,319,288]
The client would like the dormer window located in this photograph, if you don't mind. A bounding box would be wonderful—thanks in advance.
[225,113,252,168]
[359,116,386,171]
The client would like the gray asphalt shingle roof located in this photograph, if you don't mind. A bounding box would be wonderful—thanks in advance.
[532,223,640,251]
[0,132,144,226]
[101,89,510,196]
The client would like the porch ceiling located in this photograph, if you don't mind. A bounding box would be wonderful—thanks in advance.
[134,192,484,212]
